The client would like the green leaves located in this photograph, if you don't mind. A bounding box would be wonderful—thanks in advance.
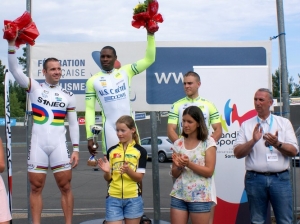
[133,0,153,14]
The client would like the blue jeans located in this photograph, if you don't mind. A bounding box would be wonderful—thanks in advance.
[245,170,292,224]
[105,196,144,221]
[170,196,212,213]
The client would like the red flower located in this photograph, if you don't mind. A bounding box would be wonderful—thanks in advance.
[132,0,163,33]
[3,11,39,48]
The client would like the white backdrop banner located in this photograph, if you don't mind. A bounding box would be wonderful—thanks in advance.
[31,41,271,223]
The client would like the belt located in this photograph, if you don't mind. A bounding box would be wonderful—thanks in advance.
[248,169,288,176]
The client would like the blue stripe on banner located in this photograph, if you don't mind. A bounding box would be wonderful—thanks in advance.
[36,79,86,94]
[146,47,267,104]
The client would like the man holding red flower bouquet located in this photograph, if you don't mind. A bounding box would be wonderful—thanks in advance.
[85,30,156,155]
[85,0,162,157]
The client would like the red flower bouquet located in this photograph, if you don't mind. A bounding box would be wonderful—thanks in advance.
[3,11,39,48]
[132,0,163,33]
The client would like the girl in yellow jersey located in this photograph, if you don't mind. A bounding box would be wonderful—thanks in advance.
[98,115,148,224]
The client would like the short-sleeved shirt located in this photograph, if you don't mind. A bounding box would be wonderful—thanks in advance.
[106,141,148,199]
[233,114,299,172]
[170,136,217,202]
[168,96,220,133]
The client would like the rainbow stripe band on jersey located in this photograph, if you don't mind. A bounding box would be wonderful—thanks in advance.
[8,49,15,54]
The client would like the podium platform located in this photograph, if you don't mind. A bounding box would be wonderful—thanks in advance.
[80,219,170,224]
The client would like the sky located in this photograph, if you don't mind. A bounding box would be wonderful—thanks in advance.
[0,0,299,82]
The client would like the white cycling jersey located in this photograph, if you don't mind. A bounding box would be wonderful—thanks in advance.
[8,46,79,173]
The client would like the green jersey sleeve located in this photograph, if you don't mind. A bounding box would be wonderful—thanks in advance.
[122,34,156,82]
[85,76,97,139]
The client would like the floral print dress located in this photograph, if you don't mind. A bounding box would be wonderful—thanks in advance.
[170,136,216,202]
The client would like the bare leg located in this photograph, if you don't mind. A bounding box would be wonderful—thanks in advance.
[208,206,215,224]
[171,208,189,224]
[124,218,140,224]
[29,172,47,224]
[54,170,73,224]
[190,211,210,224]
[105,221,123,224]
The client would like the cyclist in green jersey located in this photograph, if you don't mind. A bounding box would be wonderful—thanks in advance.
[85,29,155,155]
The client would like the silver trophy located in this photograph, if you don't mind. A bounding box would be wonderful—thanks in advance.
[90,125,102,149]
[87,125,102,167]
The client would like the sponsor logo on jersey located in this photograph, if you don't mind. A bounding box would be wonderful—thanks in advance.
[116,80,124,86]
[100,81,107,87]
[44,90,49,94]
[61,88,74,96]
[114,73,121,79]
[113,153,122,158]
[28,164,34,169]
[42,93,48,98]
[37,97,66,108]
[104,93,126,102]
[63,163,71,168]
[55,97,62,102]
[99,83,126,96]
[55,93,59,96]
[125,154,136,159]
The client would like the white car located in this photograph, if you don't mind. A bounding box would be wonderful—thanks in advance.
[140,136,174,163]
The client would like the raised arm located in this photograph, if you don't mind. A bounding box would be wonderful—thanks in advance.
[123,33,156,78]
[4,25,30,89]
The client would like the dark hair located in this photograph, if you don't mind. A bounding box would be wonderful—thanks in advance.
[101,46,117,57]
[116,115,139,144]
[183,71,200,82]
[181,106,208,141]
[43,58,59,70]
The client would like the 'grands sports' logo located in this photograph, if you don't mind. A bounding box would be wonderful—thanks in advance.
[220,99,257,132]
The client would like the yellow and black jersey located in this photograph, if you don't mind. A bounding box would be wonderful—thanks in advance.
[107,140,147,199]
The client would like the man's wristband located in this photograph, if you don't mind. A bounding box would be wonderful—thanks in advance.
[73,144,79,152]
[8,49,15,54]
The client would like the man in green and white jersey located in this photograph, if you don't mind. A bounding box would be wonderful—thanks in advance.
[167,71,222,224]
[85,30,155,155]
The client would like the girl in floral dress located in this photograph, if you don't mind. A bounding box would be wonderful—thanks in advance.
[170,106,217,224]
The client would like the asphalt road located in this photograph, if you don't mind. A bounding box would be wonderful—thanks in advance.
[2,146,173,224]
[2,145,300,224]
